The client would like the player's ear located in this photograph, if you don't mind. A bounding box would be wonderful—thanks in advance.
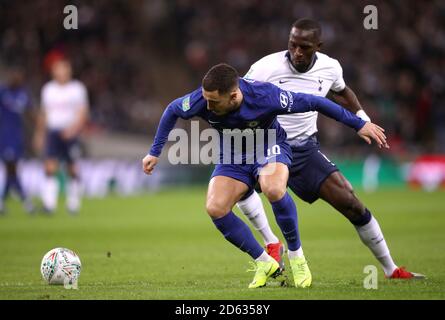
[317,41,323,50]
[229,90,237,102]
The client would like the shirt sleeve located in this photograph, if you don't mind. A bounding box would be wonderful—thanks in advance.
[244,59,270,82]
[149,88,204,157]
[330,59,346,93]
[264,82,365,131]
[77,82,89,109]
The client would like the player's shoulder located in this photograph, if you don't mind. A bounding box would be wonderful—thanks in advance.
[240,78,280,107]
[41,80,57,93]
[170,86,205,114]
[252,50,288,67]
[68,79,88,91]
[241,77,274,94]
[315,52,342,70]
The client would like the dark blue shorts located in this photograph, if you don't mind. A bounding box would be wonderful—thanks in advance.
[45,130,80,163]
[0,142,23,161]
[287,136,338,203]
[210,142,292,194]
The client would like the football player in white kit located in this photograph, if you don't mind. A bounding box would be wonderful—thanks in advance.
[237,19,424,283]
[34,58,89,214]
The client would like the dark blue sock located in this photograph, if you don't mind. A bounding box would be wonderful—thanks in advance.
[212,211,264,259]
[11,174,26,201]
[2,175,12,200]
[271,192,301,251]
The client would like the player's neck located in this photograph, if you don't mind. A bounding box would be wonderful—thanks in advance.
[55,79,71,85]
[292,53,317,73]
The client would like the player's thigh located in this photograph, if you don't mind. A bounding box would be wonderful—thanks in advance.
[206,176,249,219]
[319,171,363,212]
[258,162,289,201]
[288,146,338,203]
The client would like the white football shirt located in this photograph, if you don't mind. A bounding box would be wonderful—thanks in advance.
[245,50,346,142]
[41,80,89,130]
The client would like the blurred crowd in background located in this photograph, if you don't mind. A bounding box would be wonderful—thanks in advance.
[1,0,444,159]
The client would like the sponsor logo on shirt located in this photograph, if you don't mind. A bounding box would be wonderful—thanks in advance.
[279,92,289,108]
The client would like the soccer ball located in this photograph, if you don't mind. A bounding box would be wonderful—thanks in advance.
[40,248,81,285]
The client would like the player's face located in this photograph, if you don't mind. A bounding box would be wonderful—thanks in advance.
[288,27,321,72]
[202,89,238,116]
[51,60,72,83]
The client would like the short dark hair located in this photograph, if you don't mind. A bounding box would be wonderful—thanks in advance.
[202,63,239,94]
[292,18,322,39]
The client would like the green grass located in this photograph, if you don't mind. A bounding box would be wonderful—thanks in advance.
[0,187,444,299]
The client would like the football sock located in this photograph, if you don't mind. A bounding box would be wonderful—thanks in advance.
[67,179,81,212]
[288,247,304,259]
[42,175,58,211]
[354,211,398,276]
[237,191,280,245]
[255,251,273,262]
[212,211,265,259]
[271,192,301,251]
[2,175,11,200]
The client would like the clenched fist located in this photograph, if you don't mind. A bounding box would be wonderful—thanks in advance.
[142,154,159,175]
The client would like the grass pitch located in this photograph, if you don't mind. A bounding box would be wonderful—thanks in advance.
[0,187,444,300]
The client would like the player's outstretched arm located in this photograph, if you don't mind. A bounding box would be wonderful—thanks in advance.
[299,94,389,148]
[147,89,202,165]
[328,86,371,122]
[268,85,389,148]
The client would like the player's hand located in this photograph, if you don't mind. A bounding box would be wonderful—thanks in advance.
[357,122,390,149]
[142,154,159,175]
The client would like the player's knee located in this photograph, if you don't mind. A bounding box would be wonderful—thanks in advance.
[44,160,58,175]
[45,168,57,176]
[262,185,286,202]
[206,201,229,219]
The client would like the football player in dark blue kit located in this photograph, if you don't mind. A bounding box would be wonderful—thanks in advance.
[0,66,34,214]
[142,63,387,288]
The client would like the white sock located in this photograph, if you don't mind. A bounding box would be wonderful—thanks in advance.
[355,216,398,276]
[67,179,81,212]
[42,176,59,211]
[288,247,304,259]
[255,251,273,262]
[237,191,280,245]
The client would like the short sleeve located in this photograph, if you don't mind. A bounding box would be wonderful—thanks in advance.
[330,60,346,93]
[76,82,89,109]
[244,60,271,82]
